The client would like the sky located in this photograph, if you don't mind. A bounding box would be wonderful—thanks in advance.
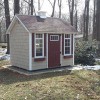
[2,0,94,18]
[34,0,93,17]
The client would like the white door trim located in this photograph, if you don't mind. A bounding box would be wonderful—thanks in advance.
[73,34,75,65]
[60,34,62,66]
[46,34,48,68]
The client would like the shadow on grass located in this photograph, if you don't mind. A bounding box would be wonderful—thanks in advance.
[0,68,72,85]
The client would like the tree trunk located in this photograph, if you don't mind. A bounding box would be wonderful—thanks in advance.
[96,0,100,41]
[68,0,74,26]
[4,0,10,54]
[85,0,89,41]
[92,0,96,40]
[75,1,77,30]
[51,0,56,17]
[83,0,90,41]
[14,0,20,15]
[75,10,77,30]
[31,0,33,15]
[95,0,100,56]
[38,0,40,11]
[71,0,74,26]
[58,0,62,18]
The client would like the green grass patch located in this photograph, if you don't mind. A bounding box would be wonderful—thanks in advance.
[0,61,100,100]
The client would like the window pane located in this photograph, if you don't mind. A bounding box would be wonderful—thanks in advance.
[36,43,42,48]
[36,34,42,38]
[65,39,70,46]
[35,34,44,57]
[36,39,42,44]
[65,34,70,38]
[36,48,42,56]
[50,35,59,41]
[65,47,70,54]
[36,39,42,48]
[64,34,71,55]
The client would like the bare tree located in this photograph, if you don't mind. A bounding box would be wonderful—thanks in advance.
[38,0,40,11]
[68,0,74,26]
[4,0,10,54]
[94,0,100,55]
[48,0,56,17]
[58,0,62,18]
[30,0,33,15]
[74,0,78,30]
[83,0,90,41]
[23,0,36,15]
[14,0,20,15]
[92,0,97,40]
[96,0,100,41]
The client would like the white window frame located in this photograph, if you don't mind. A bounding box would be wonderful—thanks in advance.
[50,35,59,41]
[34,33,44,58]
[64,34,71,56]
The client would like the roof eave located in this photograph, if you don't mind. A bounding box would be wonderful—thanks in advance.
[30,30,77,34]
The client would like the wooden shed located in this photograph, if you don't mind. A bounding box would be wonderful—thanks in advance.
[6,13,77,71]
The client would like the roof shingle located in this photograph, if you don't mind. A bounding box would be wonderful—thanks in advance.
[17,15,77,33]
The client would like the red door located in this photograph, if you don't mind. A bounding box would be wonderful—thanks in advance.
[48,34,60,68]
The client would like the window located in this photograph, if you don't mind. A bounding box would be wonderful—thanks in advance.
[50,35,59,41]
[35,34,44,58]
[64,34,71,55]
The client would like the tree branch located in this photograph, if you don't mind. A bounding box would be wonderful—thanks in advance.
[0,3,4,8]
[23,0,31,5]
[47,0,53,7]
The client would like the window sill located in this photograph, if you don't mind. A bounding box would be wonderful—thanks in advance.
[63,55,73,59]
[34,58,45,62]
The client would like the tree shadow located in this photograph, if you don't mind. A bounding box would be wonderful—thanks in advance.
[0,66,72,85]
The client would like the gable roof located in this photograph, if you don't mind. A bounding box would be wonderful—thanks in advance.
[7,15,77,34]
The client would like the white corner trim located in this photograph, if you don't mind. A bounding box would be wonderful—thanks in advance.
[73,34,75,65]
[46,34,48,68]
[16,15,30,33]
[29,33,32,71]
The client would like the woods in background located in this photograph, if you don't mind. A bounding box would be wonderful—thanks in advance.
[0,0,100,53]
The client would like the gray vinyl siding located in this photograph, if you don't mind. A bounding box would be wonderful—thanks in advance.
[61,56,73,66]
[10,21,29,70]
[32,58,47,70]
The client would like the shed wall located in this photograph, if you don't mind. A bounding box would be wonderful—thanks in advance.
[32,58,47,70]
[10,21,29,70]
[61,56,73,66]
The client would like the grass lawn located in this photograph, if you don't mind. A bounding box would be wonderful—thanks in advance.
[0,60,100,100]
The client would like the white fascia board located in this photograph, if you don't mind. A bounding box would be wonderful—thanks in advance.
[6,16,17,34]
